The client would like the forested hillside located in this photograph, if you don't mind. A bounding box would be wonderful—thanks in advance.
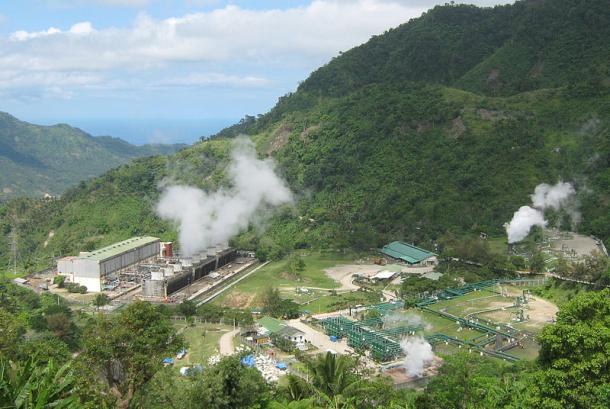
[0,112,184,199]
[1,0,609,272]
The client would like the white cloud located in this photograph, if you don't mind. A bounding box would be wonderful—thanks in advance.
[153,73,270,88]
[3,1,426,71]
[0,1,505,103]
[10,21,94,41]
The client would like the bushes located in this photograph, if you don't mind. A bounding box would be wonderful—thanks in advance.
[53,276,65,288]
[63,282,87,294]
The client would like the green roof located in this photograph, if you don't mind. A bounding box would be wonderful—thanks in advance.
[80,236,159,262]
[381,241,436,264]
[277,326,304,337]
[257,316,285,334]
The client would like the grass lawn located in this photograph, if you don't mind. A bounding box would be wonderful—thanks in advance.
[301,291,382,314]
[213,251,355,306]
[427,289,506,316]
[172,322,232,368]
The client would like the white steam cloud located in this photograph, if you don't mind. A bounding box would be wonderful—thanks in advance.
[400,336,435,377]
[156,137,293,256]
[383,312,431,331]
[531,182,575,210]
[505,181,578,243]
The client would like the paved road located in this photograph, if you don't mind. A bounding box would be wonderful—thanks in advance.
[219,329,240,356]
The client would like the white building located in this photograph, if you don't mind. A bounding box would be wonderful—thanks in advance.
[57,236,160,292]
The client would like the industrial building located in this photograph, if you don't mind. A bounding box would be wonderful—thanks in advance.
[141,245,237,298]
[381,241,438,266]
[57,236,160,292]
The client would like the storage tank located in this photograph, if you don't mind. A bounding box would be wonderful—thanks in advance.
[142,279,165,297]
[207,246,216,257]
[171,263,182,273]
[151,270,164,281]
[181,257,192,267]
[162,267,174,277]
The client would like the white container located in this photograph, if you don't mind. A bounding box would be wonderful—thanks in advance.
[151,270,164,281]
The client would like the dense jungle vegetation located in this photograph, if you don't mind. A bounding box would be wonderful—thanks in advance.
[1,0,609,274]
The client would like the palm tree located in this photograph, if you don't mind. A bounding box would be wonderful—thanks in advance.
[0,358,80,408]
[306,352,365,399]
[269,398,322,409]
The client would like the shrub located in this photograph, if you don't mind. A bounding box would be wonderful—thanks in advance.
[53,276,65,288]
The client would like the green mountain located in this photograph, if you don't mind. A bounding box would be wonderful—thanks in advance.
[1,0,609,272]
[0,112,185,199]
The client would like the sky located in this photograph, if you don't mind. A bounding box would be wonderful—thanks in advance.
[0,0,509,144]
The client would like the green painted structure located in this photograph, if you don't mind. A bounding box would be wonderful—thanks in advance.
[381,241,437,264]
[257,316,285,334]
[317,279,544,363]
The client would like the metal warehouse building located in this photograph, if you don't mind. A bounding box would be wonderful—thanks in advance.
[381,241,438,266]
[58,236,160,292]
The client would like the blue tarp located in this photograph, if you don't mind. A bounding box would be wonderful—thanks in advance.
[163,358,174,364]
[276,362,287,370]
[241,355,256,368]
[329,335,338,342]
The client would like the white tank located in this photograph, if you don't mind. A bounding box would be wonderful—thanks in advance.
[181,258,192,267]
[162,267,174,276]
[172,263,182,273]
[207,247,216,257]
[151,270,164,281]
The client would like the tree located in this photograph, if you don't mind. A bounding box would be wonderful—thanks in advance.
[530,289,610,409]
[306,352,362,399]
[261,287,283,317]
[81,301,184,409]
[178,300,197,317]
[20,336,71,365]
[286,254,306,280]
[93,293,111,312]
[46,313,79,348]
[529,251,546,274]
[188,356,269,409]
[0,358,81,408]
[415,352,523,409]
[0,309,25,357]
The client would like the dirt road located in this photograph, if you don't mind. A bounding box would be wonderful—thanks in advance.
[287,319,351,354]
[219,329,239,356]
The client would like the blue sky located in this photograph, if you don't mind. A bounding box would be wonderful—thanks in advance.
[0,0,507,144]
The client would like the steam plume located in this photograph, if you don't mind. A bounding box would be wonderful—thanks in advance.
[156,137,292,256]
[400,336,435,377]
[505,181,577,243]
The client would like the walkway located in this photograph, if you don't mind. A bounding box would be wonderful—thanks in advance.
[219,328,240,356]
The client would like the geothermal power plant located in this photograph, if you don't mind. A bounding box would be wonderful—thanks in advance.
[56,236,251,303]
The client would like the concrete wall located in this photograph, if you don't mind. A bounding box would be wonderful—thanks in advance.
[73,276,102,293]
